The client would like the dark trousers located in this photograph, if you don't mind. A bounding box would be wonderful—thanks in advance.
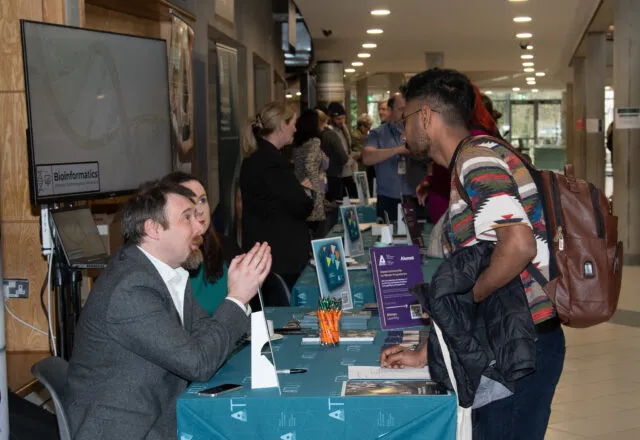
[376,194,401,222]
[366,166,376,197]
[472,326,566,440]
[342,176,357,199]
[307,220,326,239]
[326,176,343,202]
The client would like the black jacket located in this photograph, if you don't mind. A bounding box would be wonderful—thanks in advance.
[413,242,536,408]
[240,138,314,275]
[319,127,349,177]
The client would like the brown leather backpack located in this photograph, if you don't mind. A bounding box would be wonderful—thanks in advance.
[454,136,623,328]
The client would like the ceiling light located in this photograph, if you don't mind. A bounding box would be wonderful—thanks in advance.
[344,68,356,73]
[362,43,377,49]
[296,91,302,96]
[522,62,534,67]
[521,54,534,60]
[366,28,384,34]
[513,87,521,92]
[485,91,493,95]
[513,16,532,23]
[371,9,390,16]
[535,72,546,77]
[351,61,364,66]
[524,67,535,72]
[531,89,539,93]
[386,90,390,94]
[508,0,528,2]
[526,77,535,81]
[285,94,293,99]
[605,85,612,90]
[526,45,534,50]
[357,53,371,58]
[516,32,533,39]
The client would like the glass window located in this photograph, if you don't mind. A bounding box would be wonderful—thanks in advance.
[537,103,562,146]
[510,103,535,150]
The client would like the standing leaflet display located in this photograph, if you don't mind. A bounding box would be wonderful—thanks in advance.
[370,245,426,329]
[340,205,364,257]
[311,237,354,310]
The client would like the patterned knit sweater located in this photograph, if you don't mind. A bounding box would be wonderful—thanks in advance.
[443,136,556,325]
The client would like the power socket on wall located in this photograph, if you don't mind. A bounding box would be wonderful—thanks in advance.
[3,279,29,299]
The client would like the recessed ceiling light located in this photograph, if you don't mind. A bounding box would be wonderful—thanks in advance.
[513,87,521,92]
[526,77,535,81]
[386,90,390,94]
[296,91,302,96]
[524,67,535,72]
[351,61,364,66]
[535,72,546,77]
[366,28,384,34]
[513,16,532,23]
[371,9,390,16]
[485,91,493,95]
[344,68,356,73]
[357,53,371,58]
[521,54,534,60]
[526,45,534,50]
[362,43,377,49]
[516,32,533,39]
[605,85,612,90]
[285,94,293,99]
[527,80,536,83]
[531,89,539,93]
[522,62,534,67]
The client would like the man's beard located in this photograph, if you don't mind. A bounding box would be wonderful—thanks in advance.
[182,236,204,270]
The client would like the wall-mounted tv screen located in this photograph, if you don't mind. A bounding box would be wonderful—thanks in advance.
[20,20,172,205]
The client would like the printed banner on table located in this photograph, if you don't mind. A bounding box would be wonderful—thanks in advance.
[340,205,364,257]
[370,245,426,329]
[311,237,354,310]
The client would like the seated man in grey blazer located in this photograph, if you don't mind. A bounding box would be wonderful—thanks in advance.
[63,180,272,440]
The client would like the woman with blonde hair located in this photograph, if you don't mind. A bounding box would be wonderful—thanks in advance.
[240,101,314,290]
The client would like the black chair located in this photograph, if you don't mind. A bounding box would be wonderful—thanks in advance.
[31,357,72,440]
[250,272,292,311]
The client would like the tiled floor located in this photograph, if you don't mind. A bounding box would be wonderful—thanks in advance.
[546,266,640,439]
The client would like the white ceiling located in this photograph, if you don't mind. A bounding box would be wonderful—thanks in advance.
[295,0,603,92]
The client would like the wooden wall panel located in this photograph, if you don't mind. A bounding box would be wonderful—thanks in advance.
[85,4,161,38]
[3,221,50,351]
[0,0,42,92]
[0,93,38,222]
[42,0,66,24]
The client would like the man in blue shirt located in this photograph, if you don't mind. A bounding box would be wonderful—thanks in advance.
[362,93,412,221]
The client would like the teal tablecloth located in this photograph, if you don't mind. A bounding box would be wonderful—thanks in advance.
[292,224,444,307]
[177,307,457,440]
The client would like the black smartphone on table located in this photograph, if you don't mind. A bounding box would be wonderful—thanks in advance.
[197,383,242,397]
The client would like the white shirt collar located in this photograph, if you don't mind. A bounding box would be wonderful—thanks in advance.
[137,246,190,325]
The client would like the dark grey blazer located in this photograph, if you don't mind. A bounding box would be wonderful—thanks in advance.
[62,245,249,439]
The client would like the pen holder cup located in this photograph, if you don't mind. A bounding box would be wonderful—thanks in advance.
[317,308,341,345]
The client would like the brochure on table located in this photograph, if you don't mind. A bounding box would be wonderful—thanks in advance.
[401,197,425,248]
[354,171,370,206]
[311,237,354,310]
[370,245,426,329]
[340,205,365,257]
[395,203,412,245]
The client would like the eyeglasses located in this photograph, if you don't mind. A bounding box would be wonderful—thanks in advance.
[401,106,439,129]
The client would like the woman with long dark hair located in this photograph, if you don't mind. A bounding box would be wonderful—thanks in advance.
[161,172,228,315]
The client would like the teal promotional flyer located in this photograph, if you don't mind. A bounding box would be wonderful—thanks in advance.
[311,237,354,310]
[340,205,365,257]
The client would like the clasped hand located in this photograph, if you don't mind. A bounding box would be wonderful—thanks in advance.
[226,242,272,305]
